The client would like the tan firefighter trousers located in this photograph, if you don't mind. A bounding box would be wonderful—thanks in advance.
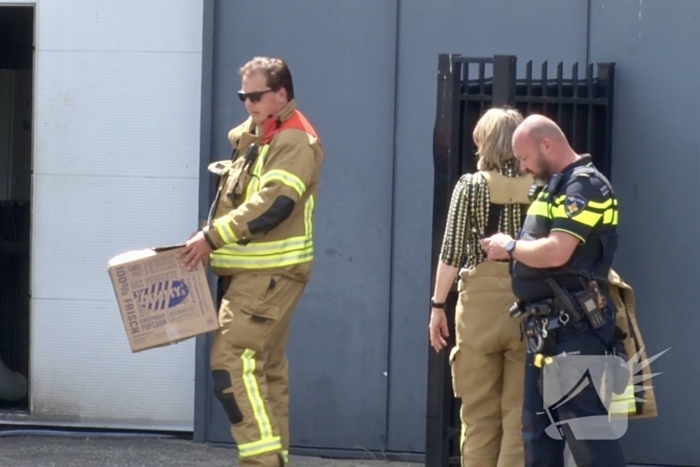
[449,261,526,467]
[210,273,306,467]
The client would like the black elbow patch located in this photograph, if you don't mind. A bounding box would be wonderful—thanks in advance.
[212,370,243,425]
[248,196,296,235]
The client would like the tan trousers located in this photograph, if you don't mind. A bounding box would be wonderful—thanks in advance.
[210,273,306,467]
[449,261,526,467]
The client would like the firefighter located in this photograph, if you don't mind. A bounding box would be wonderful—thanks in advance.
[480,114,626,467]
[178,56,324,467]
[429,107,533,467]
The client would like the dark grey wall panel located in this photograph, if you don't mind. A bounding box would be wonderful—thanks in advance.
[590,1,700,465]
[389,0,588,452]
[205,0,398,451]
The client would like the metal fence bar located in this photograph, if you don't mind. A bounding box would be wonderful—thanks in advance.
[492,55,516,107]
[596,63,616,178]
[454,57,493,64]
[586,63,595,155]
[427,53,463,467]
[478,62,486,115]
[514,96,607,105]
[572,62,579,150]
[556,62,564,126]
[541,61,549,116]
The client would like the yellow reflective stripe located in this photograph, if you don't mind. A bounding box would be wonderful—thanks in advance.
[241,349,273,440]
[554,209,602,227]
[282,450,289,464]
[554,194,615,210]
[551,203,565,218]
[608,384,637,415]
[218,236,311,256]
[305,195,314,238]
[212,194,315,270]
[610,398,636,410]
[527,199,551,217]
[245,146,270,201]
[587,199,613,209]
[602,208,619,225]
[238,436,282,458]
[609,398,636,415]
[603,209,613,224]
[214,217,238,244]
[212,247,314,269]
[261,169,306,198]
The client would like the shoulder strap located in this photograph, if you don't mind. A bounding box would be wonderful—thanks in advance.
[566,165,614,192]
[478,170,533,205]
[478,170,533,237]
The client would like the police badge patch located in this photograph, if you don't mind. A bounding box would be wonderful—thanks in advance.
[564,194,587,217]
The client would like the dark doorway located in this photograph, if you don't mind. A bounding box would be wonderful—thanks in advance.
[0,5,34,413]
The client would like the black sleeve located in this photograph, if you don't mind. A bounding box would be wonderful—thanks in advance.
[550,175,616,243]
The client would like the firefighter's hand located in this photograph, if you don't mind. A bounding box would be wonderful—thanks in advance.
[480,233,512,261]
[429,308,449,353]
[178,231,212,271]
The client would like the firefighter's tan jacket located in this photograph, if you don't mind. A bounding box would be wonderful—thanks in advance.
[202,100,324,283]
[607,269,659,420]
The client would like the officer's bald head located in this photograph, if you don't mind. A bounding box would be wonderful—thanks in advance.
[512,114,576,180]
[512,114,568,148]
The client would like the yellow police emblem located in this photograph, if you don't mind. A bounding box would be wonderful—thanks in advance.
[564,194,587,218]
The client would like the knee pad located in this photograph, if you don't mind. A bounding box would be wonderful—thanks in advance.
[212,370,243,424]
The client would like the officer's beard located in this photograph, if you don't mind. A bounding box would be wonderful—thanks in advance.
[531,151,554,182]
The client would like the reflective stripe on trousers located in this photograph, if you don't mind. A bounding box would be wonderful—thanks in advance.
[210,273,305,466]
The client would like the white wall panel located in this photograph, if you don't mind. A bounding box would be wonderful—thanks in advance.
[31,175,199,301]
[36,0,202,53]
[29,0,204,430]
[31,299,196,430]
[33,51,202,178]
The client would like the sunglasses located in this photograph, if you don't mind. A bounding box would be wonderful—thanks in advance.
[237,89,275,103]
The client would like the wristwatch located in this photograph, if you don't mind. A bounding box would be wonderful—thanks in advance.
[506,239,517,258]
[430,298,445,309]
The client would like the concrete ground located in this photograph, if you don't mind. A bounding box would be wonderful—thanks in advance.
[0,431,664,466]
[0,433,418,467]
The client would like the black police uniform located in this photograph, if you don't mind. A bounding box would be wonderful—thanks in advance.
[510,154,626,467]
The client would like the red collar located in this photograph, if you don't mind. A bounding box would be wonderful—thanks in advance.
[260,115,282,145]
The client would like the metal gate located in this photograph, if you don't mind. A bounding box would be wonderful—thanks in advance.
[426,54,616,467]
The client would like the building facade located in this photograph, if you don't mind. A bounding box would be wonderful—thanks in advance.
[1,1,697,466]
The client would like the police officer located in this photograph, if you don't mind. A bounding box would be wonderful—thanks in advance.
[480,114,626,467]
[179,56,324,467]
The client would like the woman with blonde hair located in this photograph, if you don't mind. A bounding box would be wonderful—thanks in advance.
[429,107,533,467]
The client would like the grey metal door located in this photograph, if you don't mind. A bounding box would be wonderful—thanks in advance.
[591,2,700,465]
[195,0,398,454]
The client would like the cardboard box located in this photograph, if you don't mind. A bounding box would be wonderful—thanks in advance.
[107,245,219,352]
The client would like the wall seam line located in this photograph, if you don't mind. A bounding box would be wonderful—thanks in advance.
[385,0,401,452]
